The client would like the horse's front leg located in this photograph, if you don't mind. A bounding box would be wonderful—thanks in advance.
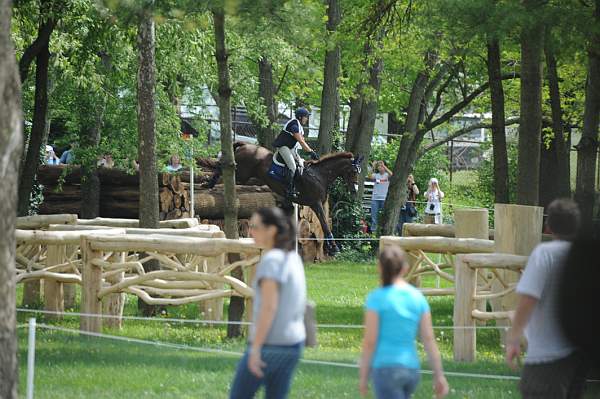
[312,202,339,256]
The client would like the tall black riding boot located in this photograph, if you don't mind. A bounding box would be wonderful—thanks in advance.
[286,170,299,202]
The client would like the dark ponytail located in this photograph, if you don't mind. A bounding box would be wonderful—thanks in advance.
[379,246,407,286]
[255,207,296,251]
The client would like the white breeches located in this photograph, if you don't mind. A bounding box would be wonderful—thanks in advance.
[277,146,303,174]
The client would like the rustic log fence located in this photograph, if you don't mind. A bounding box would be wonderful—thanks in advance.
[383,204,543,362]
[80,234,260,332]
[15,215,253,328]
[17,205,543,362]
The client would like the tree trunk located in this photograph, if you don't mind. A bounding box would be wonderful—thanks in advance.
[575,0,600,226]
[516,1,545,206]
[345,38,384,199]
[256,56,277,150]
[487,37,509,204]
[381,66,430,235]
[0,0,23,395]
[17,38,50,216]
[540,44,570,208]
[213,8,243,338]
[80,102,104,219]
[137,10,159,316]
[387,111,402,143]
[317,0,341,155]
[137,13,159,229]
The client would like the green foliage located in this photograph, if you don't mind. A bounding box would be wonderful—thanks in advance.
[476,142,519,209]
[329,180,374,261]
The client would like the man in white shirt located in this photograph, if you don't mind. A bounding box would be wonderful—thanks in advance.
[368,160,392,233]
[506,198,586,398]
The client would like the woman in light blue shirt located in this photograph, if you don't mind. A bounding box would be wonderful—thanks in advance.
[359,246,448,398]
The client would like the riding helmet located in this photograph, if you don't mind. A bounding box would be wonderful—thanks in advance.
[295,107,311,119]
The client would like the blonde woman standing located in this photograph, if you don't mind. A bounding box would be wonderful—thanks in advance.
[424,178,444,224]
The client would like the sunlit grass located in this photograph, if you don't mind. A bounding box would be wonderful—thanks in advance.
[17,261,525,398]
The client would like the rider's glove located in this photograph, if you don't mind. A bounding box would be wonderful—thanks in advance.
[309,151,319,161]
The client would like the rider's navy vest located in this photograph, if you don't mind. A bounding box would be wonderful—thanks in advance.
[272,118,303,149]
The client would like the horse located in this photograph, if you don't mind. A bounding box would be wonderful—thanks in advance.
[205,142,363,255]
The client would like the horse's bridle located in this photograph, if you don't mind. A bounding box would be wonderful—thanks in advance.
[351,156,363,174]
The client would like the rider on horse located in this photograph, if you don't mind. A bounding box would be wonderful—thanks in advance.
[272,107,319,200]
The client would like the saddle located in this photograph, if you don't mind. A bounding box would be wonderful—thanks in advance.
[267,161,288,183]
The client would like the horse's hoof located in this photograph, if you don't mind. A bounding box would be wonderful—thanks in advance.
[326,245,340,257]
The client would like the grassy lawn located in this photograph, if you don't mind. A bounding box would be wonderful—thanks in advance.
[17,261,529,398]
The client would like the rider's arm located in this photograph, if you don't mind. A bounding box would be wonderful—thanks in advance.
[292,132,314,153]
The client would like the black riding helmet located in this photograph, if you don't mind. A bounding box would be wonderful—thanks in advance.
[295,107,310,119]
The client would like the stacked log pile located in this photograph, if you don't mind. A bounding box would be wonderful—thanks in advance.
[39,166,194,220]
[38,163,330,260]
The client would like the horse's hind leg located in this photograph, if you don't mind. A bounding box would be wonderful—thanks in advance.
[312,202,339,256]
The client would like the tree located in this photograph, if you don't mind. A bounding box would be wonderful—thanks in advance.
[345,36,384,199]
[317,0,341,155]
[516,0,545,206]
[137,6,159,230]
[17,0,56,215]
[487,37,509,204]
[213,7,243,338]
[0,0,23,395]
[137,4,160,316]
[256,55,277,149]
[540,41,570,208]
[575,0,600,226]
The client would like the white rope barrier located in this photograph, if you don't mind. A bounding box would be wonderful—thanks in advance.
[34,323,526,381]
[17,308,509,330]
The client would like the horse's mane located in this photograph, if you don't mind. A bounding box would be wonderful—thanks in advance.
[308,151,354,164]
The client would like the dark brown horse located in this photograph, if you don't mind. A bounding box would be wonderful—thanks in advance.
[206,142,363,255]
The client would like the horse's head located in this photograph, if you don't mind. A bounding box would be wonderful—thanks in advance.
[344,155,364,195]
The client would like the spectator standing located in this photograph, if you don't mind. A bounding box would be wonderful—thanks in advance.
[164,154,182,172]
[397,174,419,235]
[359,246,448,399]
[98,153,114,168]
[506,199,587,399]
[369,160,393,233]
[424,178,444,224]
[59,142,77,164]
[45,145,60,165]
[230,207,306,399]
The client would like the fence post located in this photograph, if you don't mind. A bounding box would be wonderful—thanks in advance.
[455,208,489,324]
[200,253,226,322]
[492,204,543,332]
[453,255,477,362]
[80,236,103,333]
[63,245,77,309]
[103,251,125,329]
[44,245,65,319]
[26,318,36,399]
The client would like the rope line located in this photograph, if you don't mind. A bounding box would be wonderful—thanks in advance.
[34,323,525,381]
[17,308,509,330]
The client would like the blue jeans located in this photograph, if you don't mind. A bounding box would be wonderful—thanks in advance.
[371,200,386,232]
[229,343,303,399]
[396,209,416,236]
[372,367,420,399]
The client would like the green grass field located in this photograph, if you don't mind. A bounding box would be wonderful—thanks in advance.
[15,261,595,398]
